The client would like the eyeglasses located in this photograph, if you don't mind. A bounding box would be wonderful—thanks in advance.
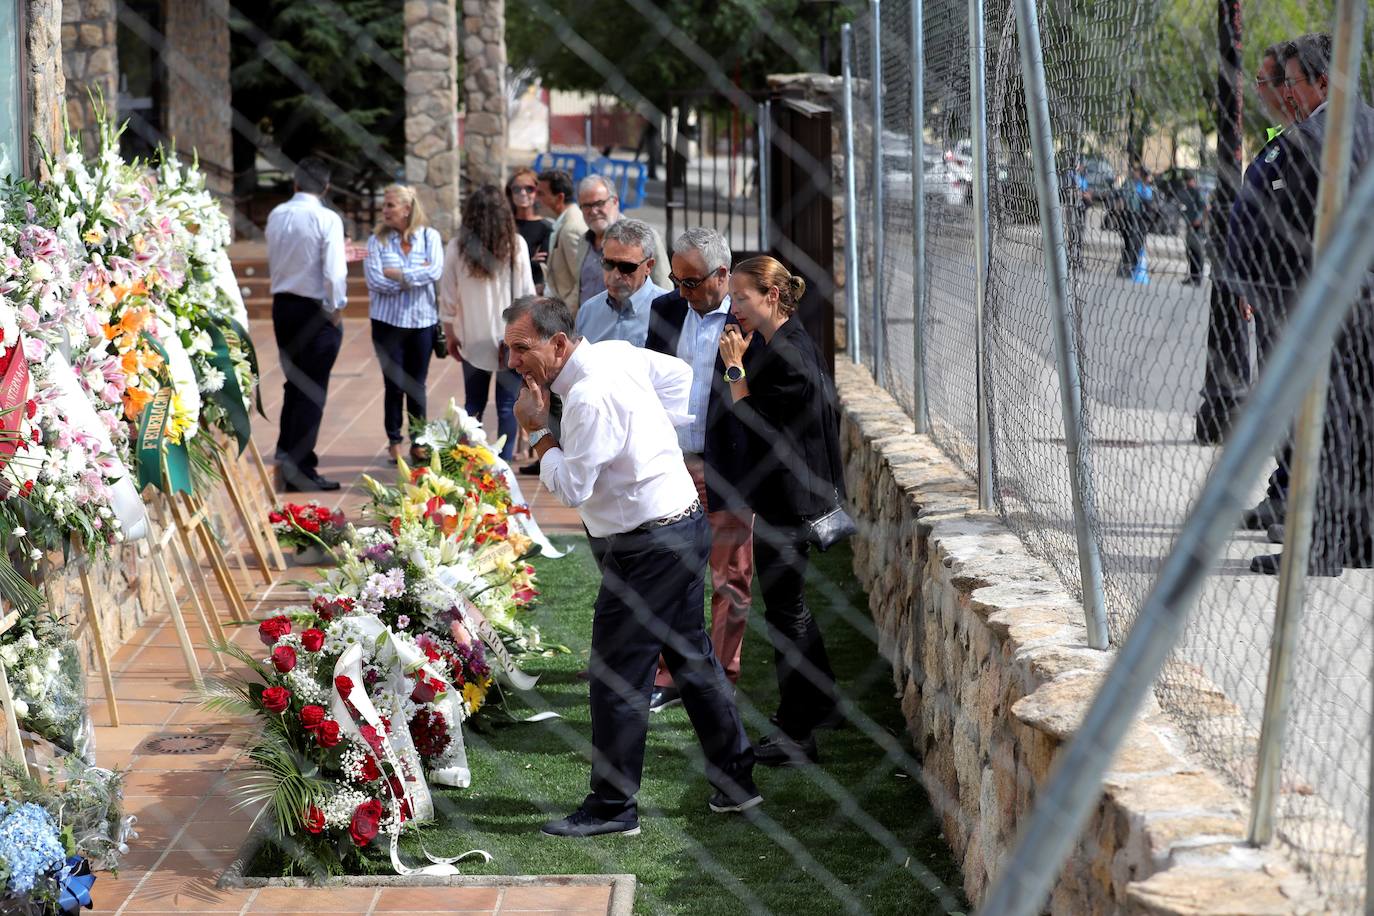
[1282,76,1311,89]
[602,255,649,275]
[581,197,614,212]
[510,185,537,195]
[1253,75,1285,88]
[669,268,722,290]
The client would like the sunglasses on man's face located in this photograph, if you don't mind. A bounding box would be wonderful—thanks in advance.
[602,256,649,275]
[669,268,722,290]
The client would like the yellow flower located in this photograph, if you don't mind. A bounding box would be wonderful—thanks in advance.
[462,681,486,714]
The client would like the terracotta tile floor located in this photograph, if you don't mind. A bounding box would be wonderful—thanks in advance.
[76,319,608,914]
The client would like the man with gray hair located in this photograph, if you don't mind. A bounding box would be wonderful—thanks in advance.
[573,218,671,346]
[643,228,759,712]
[569,174,670,311]
[504,295,760,837]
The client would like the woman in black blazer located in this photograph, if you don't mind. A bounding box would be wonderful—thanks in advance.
[718,256,844,767]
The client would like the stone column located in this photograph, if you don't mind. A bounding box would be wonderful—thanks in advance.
[162,0,233,196]
[461,0,507,191]
[26,0,67,175]
[405,0,461,239]
[60,0,118,158]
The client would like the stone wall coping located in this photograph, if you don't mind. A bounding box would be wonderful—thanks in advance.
[833,358,1328,913]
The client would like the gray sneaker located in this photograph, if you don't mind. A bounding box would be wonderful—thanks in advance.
[540,809,640,838]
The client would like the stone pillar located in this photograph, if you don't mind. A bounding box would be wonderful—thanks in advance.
[162,0,233,196]
[26,0,67,175]
[60,0,117,158]
[405,0,461,239]
[461,0,507,191]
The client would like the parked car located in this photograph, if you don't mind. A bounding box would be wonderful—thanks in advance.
[882,158,967,207]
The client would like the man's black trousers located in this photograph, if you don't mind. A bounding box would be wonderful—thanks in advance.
[585,512,753,822]
[272,293,343,479]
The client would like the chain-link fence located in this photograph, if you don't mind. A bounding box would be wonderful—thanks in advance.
[848,0,1374,909]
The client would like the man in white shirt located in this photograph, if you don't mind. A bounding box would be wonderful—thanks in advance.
[573,219,669,347]
[265,157,350,491]
[505,295,759,838]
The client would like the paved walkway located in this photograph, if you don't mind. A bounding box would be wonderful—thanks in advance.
[81,319,604,914]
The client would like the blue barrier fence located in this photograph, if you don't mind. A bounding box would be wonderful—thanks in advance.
[531,151,648,209]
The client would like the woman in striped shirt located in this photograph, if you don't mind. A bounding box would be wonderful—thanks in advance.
[364,184,445,462]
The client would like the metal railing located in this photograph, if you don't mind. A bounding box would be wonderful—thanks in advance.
[843,0,1374,909]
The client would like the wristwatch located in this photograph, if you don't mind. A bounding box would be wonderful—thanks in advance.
[723,365,746,383]
[528,427,552,448]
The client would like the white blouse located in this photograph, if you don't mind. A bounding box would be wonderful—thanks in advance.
[438,235,535,373]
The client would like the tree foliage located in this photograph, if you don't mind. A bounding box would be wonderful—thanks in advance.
[506,0,850,114]
[229,0,406,183]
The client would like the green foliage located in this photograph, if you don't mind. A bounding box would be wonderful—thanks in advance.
[507,0,850,112]
[230,0,406,171]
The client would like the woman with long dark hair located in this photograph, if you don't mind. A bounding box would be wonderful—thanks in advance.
[439,185,535,460]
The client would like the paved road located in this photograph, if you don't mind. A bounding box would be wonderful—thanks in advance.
[861,201,1372,902]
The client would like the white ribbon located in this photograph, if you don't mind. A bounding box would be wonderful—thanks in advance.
[460,598,541,692]
[491,457,566,558]
[329,616,488,875]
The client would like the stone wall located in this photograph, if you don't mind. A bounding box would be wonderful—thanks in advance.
[26,0,66,176]
[461,0,507,191]
[60,0,117,158]
[836,359,1325,913]
[163,0,232,196]
[405,0,461,239]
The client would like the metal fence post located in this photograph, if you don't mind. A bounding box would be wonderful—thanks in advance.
[976,154,1374,916]
[968,0,993,509]
[1011,0,1109,651]
[841,24,862,365]
[910,0,928,433]
[758,99,772,254]
[1249,0,1366,847]
[870,0,887,387]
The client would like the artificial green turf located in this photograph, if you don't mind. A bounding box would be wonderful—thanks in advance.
[252,535,967,915]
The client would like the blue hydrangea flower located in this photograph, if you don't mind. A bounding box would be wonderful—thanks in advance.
[0,802,65,893]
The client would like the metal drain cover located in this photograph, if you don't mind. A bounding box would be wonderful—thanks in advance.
[138,733,230,755]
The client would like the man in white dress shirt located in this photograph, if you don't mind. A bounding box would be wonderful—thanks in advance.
[505,295,759,838]
[265,157,350,491]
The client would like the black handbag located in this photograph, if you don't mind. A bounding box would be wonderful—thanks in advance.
[431,323,448,359]
[804,492,857,552]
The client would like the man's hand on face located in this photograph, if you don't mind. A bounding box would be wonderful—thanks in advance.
[514,375,551,431]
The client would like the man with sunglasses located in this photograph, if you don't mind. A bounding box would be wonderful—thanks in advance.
[569,175,670,312]
[573,218,670,347]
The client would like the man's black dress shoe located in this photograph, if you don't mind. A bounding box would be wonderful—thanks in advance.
[648,686,681,713]
[754,730,819,767]
[283,472,342,493]
[708,774,763,814]
[540,808,639,838]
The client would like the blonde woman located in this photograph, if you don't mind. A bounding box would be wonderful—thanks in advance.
[364,184,445,461]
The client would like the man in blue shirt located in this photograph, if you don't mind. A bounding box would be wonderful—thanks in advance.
[574,219,670,346]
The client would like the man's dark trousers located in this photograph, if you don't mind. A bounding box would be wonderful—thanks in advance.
[584,512,754,822]
[273,292,343,479]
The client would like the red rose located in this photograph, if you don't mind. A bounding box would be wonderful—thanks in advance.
[300,628,325,652]
[269,511,284,524]
[304,805,325,834]
[358,755,381,781]
[258,615,292,646]
[271,645,297,673]
[358,723,385,755]
[315,719,341,748]
[299,704,326,731]
[410,677,439,705]
[334,675,354,697]
[261,686,291,713]
[24,400,35,419]
[349,799,383,847]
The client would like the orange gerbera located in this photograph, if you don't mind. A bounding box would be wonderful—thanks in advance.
[122,385,153,420]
